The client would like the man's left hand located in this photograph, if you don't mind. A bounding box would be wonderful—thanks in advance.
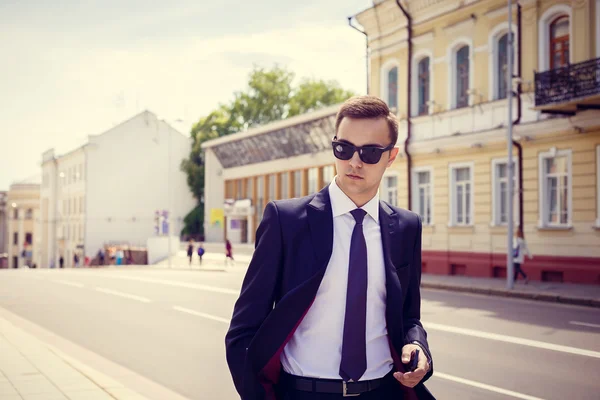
[393,343,429,388]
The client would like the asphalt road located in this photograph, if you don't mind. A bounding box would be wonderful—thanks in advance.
[0,265,599,400]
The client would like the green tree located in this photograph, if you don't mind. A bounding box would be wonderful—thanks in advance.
[180,66,356,237]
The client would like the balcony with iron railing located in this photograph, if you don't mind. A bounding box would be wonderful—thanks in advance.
[534,57,600,114]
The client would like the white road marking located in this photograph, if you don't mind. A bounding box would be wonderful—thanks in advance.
[74,273,240,295]
[53,280,84,288]
[569,321,600,329]
[173,306,231,324]
[425,322,600,359]
[435,372,545,400]
[95,288,151,303]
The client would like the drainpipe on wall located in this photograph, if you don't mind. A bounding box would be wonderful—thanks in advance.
[395,0,413,210]
[512,4,524,233]
[348,16,370,95]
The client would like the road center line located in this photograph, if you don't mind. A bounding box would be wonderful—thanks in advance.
[53,280,84,288]
[425,322,600,359]
[95,288,151,303]
[569,321,600,329]
[435,372,545,400]
[173,306,231,324]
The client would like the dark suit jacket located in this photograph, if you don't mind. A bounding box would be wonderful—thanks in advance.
[225,186,435,400]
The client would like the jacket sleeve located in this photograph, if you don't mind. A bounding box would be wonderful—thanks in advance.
[403,215,434,383]
[225,202,283,399]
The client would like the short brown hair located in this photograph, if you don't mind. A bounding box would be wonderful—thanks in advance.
[335,95,399,147]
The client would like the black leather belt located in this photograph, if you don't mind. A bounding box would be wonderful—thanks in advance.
[282,370,394,397]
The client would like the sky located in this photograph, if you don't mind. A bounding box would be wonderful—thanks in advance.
[0,0,371,190]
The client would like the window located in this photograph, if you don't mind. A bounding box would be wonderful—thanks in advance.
[237,180,243,200]
[596,146,600,228]
[449,163,474,226]
[413,168,433,225]
[550,16,569,69]
[597,146,600,226]
[246,177,254,200]
[497,33,509,99]
[387,67,398,110]
[538,5,571,71]
[456,46,470,108]
[323,165,334,187]
[256,176,264,220]
[280,172,289,199]
[13,232,18,245]
[308,168,318,194]
[492,160,518,225]
[25,233,32,245]
[382,175,398,207]
[417,58,430,116]
[293,171,302,198]
[539,149,571,227]
[268,174,276,202]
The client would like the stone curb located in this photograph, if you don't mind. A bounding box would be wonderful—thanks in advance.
[421,282,600,308]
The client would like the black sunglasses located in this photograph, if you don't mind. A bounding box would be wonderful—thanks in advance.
[331,137,395,164]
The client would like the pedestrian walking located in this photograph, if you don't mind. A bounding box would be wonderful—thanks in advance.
[98,248,105,266]
[197,242,205,265]
[73,253,79,268]
[59,255,64,269]
[225,239,234,267]
[187,239,194,266]
[513,228,533,283]
[225,96,434,400]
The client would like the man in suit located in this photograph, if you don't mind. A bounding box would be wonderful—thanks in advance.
[226,96,434,400]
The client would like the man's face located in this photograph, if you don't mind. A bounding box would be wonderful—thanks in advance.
[334,117,399,202]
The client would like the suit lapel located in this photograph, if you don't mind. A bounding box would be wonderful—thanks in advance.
[306,186,334,277]
[379,201,406,350]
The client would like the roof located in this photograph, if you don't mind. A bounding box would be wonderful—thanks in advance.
[201,105,340,169]
[12,174,42,186]
[201,104,340,149]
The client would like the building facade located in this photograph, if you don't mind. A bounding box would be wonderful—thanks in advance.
[0,191,7,262]
[354,0,600,283]
[40,111,196,268]
[202,0,600,284]
[6,177,41,268]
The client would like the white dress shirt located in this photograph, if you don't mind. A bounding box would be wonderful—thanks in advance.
[280,177,393,380]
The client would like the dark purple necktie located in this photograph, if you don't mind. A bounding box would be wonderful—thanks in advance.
[339,208,368,382]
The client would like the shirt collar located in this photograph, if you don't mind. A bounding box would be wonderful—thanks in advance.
[328,176,380,224]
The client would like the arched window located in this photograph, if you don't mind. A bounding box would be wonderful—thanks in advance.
[550,16,569,69]
[456,46,470,108]
[497,33,509,99]
[387,67,398,110]
[417,58,430,116]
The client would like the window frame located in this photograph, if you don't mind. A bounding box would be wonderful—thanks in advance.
[411,50,434,117]
[381,172,399,207]
[538,5,572,71]
[412,166,434,225]
[487,22,520,102]
[491,158,520,226]
[447,38,474,109]
[549,15,570,69]
[380,59,400,111]
[538,148,572,228]
[596,145,600,227]
[448,162,475,226]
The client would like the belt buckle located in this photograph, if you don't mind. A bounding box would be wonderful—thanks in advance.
[343,380,360,397]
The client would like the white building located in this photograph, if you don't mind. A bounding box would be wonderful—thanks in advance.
[40,111,196,268]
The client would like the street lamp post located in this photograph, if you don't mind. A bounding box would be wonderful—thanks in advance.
[506,0,515,290]
[59,172,69,268]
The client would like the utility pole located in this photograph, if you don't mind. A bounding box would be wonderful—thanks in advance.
[506,0,515,290]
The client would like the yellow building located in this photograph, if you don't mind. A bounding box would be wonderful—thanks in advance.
[353,0,600,283]
[5,176,41,268]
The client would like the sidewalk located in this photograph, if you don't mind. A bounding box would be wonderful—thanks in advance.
[421,274,600,308]
[0,315,148,400]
